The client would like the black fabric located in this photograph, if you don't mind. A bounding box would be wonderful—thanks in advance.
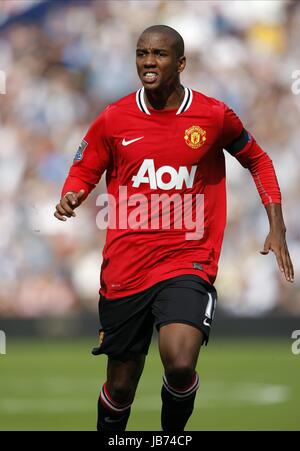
[225,128,251,155]
[92,275,217,359]
[161,384,197,432]
[97,396,131,432]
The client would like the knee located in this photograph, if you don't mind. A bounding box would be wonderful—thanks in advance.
[164,360,195,388]
[107,380,136,404]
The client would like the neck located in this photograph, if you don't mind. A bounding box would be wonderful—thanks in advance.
[144,83,184,110]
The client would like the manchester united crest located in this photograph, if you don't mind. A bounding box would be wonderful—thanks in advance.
[184,126,206,149]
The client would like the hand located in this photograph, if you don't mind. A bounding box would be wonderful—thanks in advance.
[260,229,294,283]
[54,189,85,222]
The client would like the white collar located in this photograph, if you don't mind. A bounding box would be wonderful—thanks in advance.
[136,86,193,115]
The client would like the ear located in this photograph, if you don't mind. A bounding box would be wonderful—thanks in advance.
[177,56,186,73]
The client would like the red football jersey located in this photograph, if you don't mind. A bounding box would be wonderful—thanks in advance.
[62,88,281,298]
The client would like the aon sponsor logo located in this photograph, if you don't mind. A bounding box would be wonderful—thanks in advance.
[132,159,197,190]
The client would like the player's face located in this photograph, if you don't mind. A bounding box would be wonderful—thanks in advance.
[136,32,185,91]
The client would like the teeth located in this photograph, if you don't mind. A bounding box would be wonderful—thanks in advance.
[145,73,157,77]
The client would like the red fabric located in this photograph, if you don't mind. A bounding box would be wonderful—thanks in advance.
[222,105,244,148]
[61,90,281,299]
[233,138,281,206]
[62,105,112,198]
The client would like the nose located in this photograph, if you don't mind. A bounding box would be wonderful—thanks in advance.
[144,53,156,68]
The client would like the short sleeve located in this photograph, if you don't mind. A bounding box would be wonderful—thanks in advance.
[221,104,244,150]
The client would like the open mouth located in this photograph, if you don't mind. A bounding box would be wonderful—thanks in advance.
[143,72,159,83]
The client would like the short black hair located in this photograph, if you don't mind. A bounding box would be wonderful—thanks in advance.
[139,25,185,58]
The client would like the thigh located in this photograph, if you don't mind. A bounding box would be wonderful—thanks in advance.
[159,322,203,372]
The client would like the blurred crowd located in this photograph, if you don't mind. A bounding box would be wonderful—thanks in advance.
[0,0,299,317]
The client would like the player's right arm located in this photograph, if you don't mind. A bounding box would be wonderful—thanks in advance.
[54,189,86,221]
[54,107,111,222]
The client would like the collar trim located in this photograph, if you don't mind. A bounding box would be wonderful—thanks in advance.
[136,87,193,115]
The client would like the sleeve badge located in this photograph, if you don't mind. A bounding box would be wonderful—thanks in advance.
[74,140,88,161]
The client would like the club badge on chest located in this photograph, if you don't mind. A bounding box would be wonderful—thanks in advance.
[184,126,206,149]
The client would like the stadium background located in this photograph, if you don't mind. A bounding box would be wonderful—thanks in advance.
[0,0,299,430]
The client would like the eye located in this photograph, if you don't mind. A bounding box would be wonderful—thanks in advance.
[156,51,167,57]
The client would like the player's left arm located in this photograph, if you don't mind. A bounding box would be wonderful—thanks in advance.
[222,106,294,283]
[261,202,294,283]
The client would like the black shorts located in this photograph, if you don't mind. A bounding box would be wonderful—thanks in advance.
[92,274,217,361]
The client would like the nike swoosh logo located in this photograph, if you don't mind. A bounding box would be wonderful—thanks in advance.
[122,137,144,146]
[104,416,123,423]
[203,318,211,328]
